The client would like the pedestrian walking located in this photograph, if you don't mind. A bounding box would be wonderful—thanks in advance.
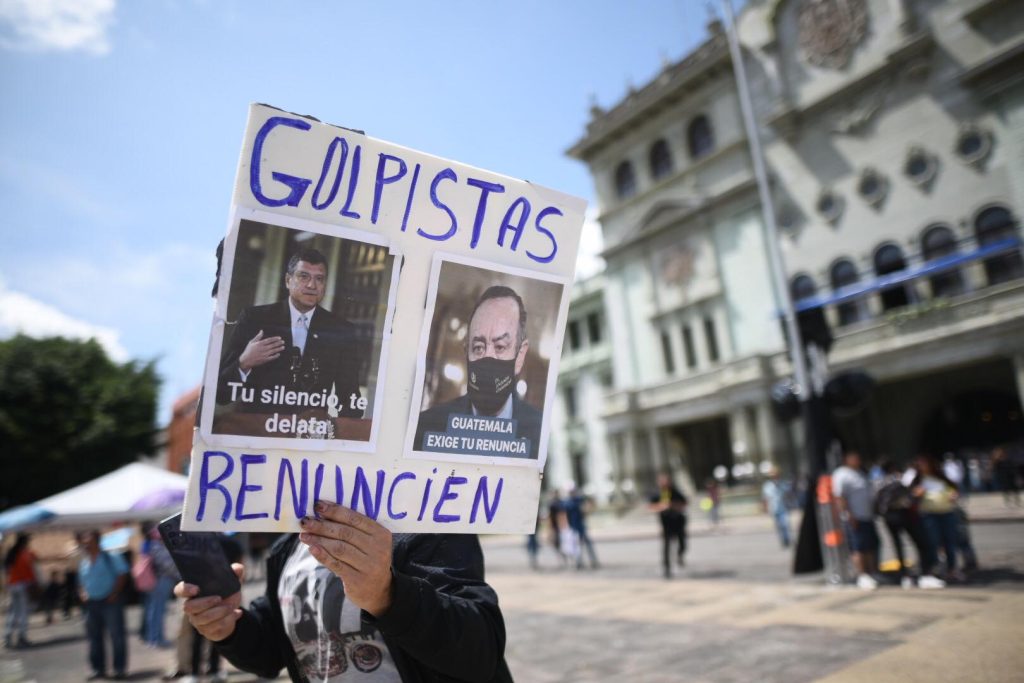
[761,468,791,548]
[993,446,1020,506]
[3,533,37,649]
[40,570,63,625]
[832,452,880,590]
[704,478,722,529]
[79,530,130,680]
[910,453,963,582]
[142,526,179,647]
[563,487,599,569]
[649,473,688,579]
[547,490,566,566]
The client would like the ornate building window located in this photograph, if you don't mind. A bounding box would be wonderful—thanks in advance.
[791,274,816,303]
[874,243,912,311]
[974,206,1024,285]
[681,324,697,369]
[614,160,637,200]
[703,316,720,363]
[816,189,844,224]
[954,123,993,167]
[660,331,676,375]
[687,115,714,160]
[921,224,964,298]
[856,168,887,208]
[829,259,865,326]
[649,139,674,180]
[904,147,937,188]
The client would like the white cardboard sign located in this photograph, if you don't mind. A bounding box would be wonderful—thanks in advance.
[182,104,585,534]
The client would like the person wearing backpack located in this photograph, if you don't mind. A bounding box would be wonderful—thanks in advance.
[79,530,130,680]
[875,462,944,589]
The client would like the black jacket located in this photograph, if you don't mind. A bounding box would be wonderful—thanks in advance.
[216,300,363,417]
[216,533,513,683]
[413,394,542,460]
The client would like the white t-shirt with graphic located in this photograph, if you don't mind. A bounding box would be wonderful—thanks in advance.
[278,543,400,682]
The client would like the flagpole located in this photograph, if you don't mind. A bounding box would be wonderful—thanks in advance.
[719,0,811,402]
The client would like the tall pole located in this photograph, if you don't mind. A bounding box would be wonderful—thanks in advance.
[720,0,832,577]
[718,0,810,396]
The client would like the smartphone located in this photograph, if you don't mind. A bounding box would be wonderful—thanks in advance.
[158,513,241,598]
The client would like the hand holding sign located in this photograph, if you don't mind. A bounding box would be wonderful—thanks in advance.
[299,501,393,617]
[238,329,286,372]
[174,563,245,642]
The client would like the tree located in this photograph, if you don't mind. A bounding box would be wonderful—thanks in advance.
[0,335,160,508]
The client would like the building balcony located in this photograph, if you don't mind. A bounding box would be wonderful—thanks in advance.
[559,342,612,376]
[825,279,1024,380]
[604,354,773,423]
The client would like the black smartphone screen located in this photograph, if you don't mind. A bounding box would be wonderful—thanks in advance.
[158,513,241,598]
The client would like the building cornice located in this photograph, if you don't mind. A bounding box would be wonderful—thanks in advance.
[601,175,758,262]
[955,37,1024,98]
[766,31,935,137]
[567,33,732,162]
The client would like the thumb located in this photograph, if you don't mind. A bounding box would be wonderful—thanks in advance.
[231,562,245,583]
[250,330,264,343]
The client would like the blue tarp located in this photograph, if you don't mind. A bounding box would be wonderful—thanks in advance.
[793,237,1022,312]
[0,505,55,534]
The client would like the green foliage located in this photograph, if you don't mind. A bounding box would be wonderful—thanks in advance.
[0,335,160,508]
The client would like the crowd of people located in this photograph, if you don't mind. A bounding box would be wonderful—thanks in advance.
[0,528,238,682]
[529,487,600,571]
[832,451,982,590]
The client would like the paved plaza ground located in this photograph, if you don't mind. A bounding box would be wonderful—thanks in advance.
[3,494,1022,682]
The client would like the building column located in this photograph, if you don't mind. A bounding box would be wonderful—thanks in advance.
[622,429,639,502]
[728,407,754,473]
[754,400,788,470]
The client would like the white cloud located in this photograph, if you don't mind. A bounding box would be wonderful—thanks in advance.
[0,278,128,361]
[574,206,606,281]
[0,0,115,55]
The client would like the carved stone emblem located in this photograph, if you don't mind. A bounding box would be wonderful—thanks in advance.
[659,242,696,288]
[797,0,868,70]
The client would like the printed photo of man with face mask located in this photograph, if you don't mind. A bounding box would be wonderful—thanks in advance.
[413,284,545,460]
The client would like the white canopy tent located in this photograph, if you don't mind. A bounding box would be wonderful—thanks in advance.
[0,462,188,534]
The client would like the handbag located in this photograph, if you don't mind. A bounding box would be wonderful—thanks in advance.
[131,553,157,593]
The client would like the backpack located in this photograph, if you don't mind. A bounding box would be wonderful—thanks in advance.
[875,480,913,521]
[131,553,157,593]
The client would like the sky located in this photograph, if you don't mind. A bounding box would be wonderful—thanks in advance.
[0,0,718,421]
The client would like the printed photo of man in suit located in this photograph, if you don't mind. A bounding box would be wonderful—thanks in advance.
[413,285,542,459]
[216,247,364,433]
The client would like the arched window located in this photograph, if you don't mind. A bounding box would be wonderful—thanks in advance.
[921,224,964,298]
[649,139,674,181]
[687,115,714,160]
[974,206,1023,285]
[790,274,816,302]
[874,244,912,311]
[614,160,637,200]
[830,259,864,326]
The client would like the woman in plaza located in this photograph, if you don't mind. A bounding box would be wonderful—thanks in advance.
[910,454,962,581]
[3,533,37,649]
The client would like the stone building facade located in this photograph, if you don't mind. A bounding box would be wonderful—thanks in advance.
[568,24,790,499]
[561,0,1024,500]
[739,0,1024,463]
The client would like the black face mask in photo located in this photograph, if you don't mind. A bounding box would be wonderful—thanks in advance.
[467,356,516,415]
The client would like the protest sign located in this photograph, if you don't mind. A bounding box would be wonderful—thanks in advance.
[182,104,586,533]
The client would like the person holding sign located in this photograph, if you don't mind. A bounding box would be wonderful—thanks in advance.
[175,501,512,682]
[414,285,542,460]
[216,248,365,437]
